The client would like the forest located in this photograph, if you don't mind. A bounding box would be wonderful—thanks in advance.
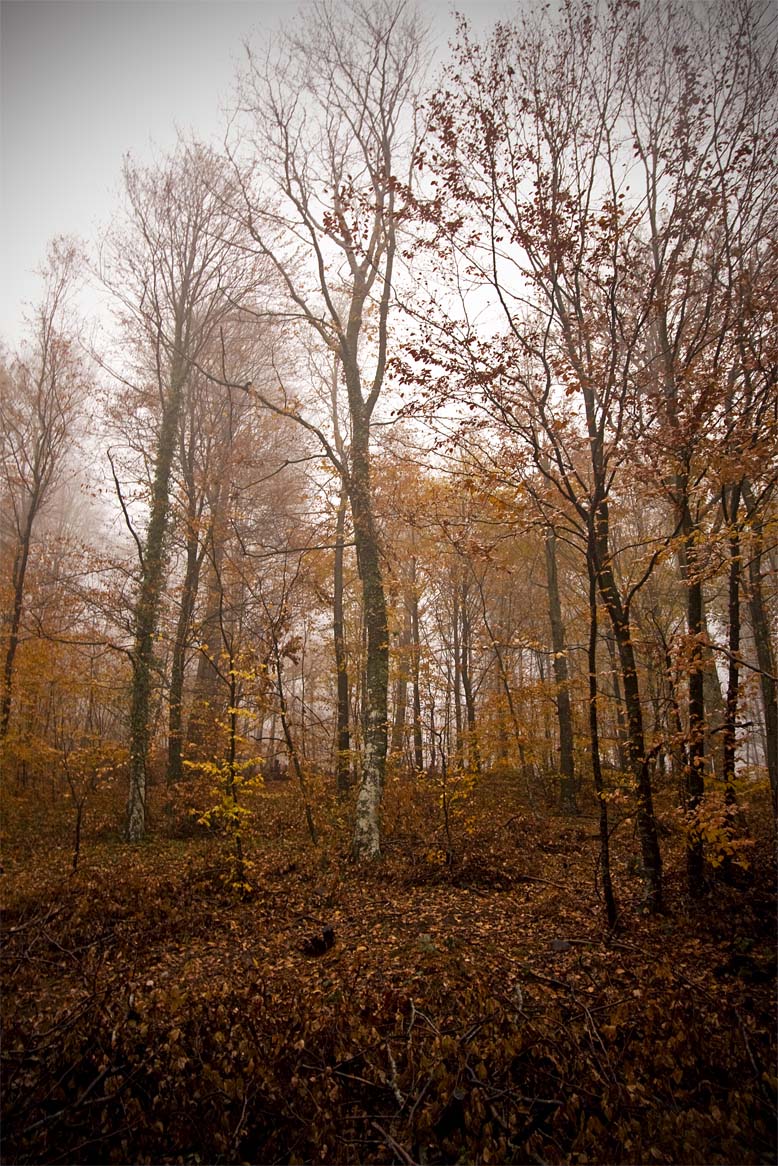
[1,0,776,1163]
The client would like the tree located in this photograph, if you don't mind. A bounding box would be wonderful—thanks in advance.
[103,145,264,842]
[622,0,778,885]
[0,240,85,741]
[409,0,666,908]
[229,0,427,859]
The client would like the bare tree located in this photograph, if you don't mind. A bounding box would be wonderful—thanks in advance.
[623,0,778,880]
[229,0,427,859]
[0,240,85,741]
[103,144,265,842]
[413,0,665,909]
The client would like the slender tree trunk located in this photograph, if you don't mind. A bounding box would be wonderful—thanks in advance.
[410,558,424,773]
[333,484,351,795]
[0,504,36,741]
[474,576,534,808]
[679,511,706,897]
[459,584,481,775]
[588,552,618,928]
[544,526,577,813]
[452,578,463,765]
[535,649,555,775]
[187,477,229,754]
[701,615,726,771]
[743,485,778,816]
[167,503,204,784]
[594,503,663,912]
[272,635,317,844]
[605,632,630,774]
[390,598,411,762]
[225,663,246,885]
[187,565,224,749]
[722,485,742,805]
[126,359,186,841]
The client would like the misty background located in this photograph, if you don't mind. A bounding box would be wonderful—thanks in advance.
[0,0,509,344]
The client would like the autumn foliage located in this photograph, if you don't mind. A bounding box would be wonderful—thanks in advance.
[1,0,777,1162]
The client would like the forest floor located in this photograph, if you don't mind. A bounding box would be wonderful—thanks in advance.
[1,775,776,1165]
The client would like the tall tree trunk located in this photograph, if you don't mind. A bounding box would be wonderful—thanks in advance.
[535,649,555,775]
[588,550,618,928]
[126,360,186,841]
[167,499,205,784]
[743,485,778,816]
[410,557,424,773]
[679,508,706,897]
[0,500,37,741]
[452,578,463,766]
[605,632,630,774]
[722,485,742,806]
[459,582,481,774]
[701,614,726,772]
[544,526,577,813]
[390,598,411,763]
[349,420,389,861]
[333,483,352,794]
[474,575,533,808]
[225,655,246,885]
[594,502,663,912]
[272,634,317,844]
[187,475,229,754]
[187,565,225,749]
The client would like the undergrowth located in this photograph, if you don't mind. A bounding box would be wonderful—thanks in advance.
[1,778,776,1165]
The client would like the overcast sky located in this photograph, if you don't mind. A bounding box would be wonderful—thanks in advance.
[0,0,512,346]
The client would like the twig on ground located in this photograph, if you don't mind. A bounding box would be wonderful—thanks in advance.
[371,1121,419,1166]
[385,1041,405,1107]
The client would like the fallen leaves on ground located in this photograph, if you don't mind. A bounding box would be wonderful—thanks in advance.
[1,783,775,1165]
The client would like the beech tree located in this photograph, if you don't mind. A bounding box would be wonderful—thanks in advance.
[229,0,426,859]
[621,0,778,883]
[408,1,667,909]
[0,240,86,742]
[103,145,264,842]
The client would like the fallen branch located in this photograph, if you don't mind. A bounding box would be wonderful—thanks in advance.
[371,1121,419,1166]
[385,1041,405,1107]
[516,875,568,890]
